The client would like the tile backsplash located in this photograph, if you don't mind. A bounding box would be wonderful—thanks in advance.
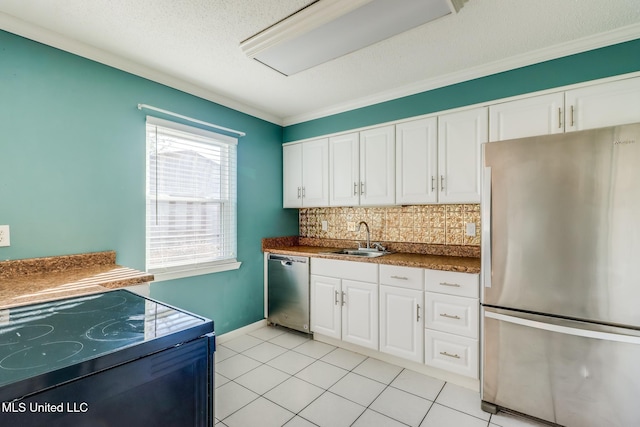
[299,204,481,246]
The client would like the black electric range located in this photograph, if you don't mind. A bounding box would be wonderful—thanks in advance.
[0,290,215,426]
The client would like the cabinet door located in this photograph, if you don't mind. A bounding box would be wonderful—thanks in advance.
[489,92,565,142]
[565,77,640,132]
[396,118,438,204]
[341,280,378,350]
[310,275,341,339]
[283,143,302,208]
[359,126,395,206]
[301,138,329,207]
[329,133,360,206]
[437,107,487,204]
[379,285,423,362]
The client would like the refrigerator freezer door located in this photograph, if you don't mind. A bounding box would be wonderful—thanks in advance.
[483,123,640,326]
[482,307,640,427]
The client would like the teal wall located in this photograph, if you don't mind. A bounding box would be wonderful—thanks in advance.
[284,38,640,142]
[0,30,298,334]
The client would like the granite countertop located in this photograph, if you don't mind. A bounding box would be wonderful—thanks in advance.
[263,237,481,274]
[0,251,154,309]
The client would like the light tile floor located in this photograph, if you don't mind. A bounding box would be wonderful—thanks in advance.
[215,326,549,427]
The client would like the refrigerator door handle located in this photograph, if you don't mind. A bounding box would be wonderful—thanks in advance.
[481,165,492,289]
[485,311,640,344]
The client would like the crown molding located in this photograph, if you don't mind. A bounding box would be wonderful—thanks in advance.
[0,12,283,126]
[283,22,640,126]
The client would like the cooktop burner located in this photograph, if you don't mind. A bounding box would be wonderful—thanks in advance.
[0,290,208,388]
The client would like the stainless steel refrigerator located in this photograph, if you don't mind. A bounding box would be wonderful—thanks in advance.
[481,122,640,427]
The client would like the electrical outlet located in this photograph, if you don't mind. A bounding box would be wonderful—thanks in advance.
[465,222,476,237]
[0,309,9,326]
[347,221,356,232]
[321,220,328,231]
[0,225,10,247]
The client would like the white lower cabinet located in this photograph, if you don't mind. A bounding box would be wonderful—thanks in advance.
[379,285,423,362]
[379,264,424,362]
[424,270,480,379]
[425,329,478,378]
[310,259,378,350]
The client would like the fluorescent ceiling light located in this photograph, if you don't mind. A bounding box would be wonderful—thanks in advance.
[241,0,469,76]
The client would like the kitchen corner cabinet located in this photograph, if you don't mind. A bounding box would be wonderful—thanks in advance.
[565,76,640,132]
[310,258,379,350]
[379,265,424,363]
[283,138,329,208]
[437,107,487,204]
[329,125,395,207]
[489,76,640,141]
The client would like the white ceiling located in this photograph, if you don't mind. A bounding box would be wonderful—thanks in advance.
[1,0,639,126]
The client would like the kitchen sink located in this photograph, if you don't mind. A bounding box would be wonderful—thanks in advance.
[323,249,391,258]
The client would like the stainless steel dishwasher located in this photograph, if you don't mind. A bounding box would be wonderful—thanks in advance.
[267,254,310,333]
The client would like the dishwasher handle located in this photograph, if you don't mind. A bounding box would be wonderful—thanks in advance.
[267,254,309,264]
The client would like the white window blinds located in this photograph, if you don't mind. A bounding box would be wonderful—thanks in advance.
[145,116,239,279]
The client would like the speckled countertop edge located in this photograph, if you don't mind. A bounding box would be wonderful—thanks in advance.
[262,237,481,274]
[0,251,154,309]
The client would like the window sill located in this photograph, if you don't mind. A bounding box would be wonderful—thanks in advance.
[150,261,242,282]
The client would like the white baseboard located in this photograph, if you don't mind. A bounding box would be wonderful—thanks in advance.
[217,319,268,344]
[313,333,480,392]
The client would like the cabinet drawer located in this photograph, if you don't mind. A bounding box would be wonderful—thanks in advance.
[380,265,424,290]
[311,258,378,283]
[425,292,478,339]
[425,270,478,298]
[425,329,478,379]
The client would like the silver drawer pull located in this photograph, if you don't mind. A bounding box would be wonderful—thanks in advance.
[391,275,408,280]
[440,313,461,320]
[417,304,421,322]
[335,290,339,305]
[440,351,460,359]
[439,282,461,287]
[341,291,346,306]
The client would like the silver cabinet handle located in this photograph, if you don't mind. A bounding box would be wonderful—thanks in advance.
[440,313,461,320]
[558,107,562,128]
[390,275,408,280]
[335,290,339,305]
[341,291,346,306]
[360,181,364,195]
[439,282,461,288]
[297,187,301,199]
[302,186,305,198]
[570,105,575,127]
[440,351,460,359]
[440,175,445,191]
[431,176,436,191]
[353,182,358,196]
[416,304,421,322]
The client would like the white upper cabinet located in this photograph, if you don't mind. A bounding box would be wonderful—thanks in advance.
[396,117,438,204]
[488,76,640,141]
[329,126,395,206]
[283,143,303,208]
[359,125,395,206]
[565,77,640,132]
[437,107,487,204]
[329,132,360,206]
[283,138,329,208]
[489,92,565,142]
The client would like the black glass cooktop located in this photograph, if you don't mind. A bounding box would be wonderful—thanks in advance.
[0,290,212,388]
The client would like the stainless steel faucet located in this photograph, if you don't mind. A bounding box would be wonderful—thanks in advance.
[357,221,370,249]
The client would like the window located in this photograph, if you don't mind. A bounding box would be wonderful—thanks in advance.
[145,116,240,281]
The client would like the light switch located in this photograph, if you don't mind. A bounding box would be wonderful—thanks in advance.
[321,220,328,231]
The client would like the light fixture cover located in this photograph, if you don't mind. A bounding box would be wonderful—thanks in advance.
[241,0,468,76]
